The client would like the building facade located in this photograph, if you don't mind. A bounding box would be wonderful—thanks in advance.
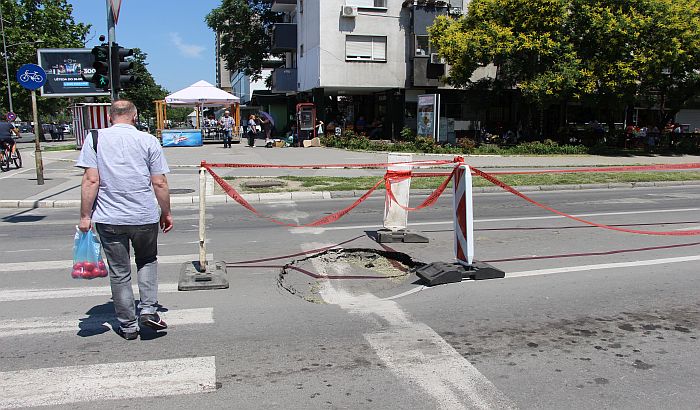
[215,34,232,93]
[266,0,495,140]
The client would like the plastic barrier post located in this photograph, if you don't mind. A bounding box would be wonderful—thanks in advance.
[415,163,505,286]
[454,164,474,265]
[376,153,429,243]
[178,163,229,291]
[199,166,207,271]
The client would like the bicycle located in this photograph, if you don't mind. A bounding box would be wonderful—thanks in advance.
[0,141,22,172]
[19,70,44,83]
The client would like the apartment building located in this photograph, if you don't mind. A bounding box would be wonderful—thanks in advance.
[214,34,232,93]
[264,0,499,139]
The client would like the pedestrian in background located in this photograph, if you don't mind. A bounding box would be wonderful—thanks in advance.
[247,114,258,147]
[77,99,173,340]
[56,122,65,141]
[49,122,58,141]
[260,115,272,147]
[219,110,235,148]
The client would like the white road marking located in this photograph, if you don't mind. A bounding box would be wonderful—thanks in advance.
[307,243,514,409]
[298,207,700,232]
[0,283,179,302]
[1,248,52,253]
[0,253,213,273]
[0,215,211,226]
[676,225,700,231]
[0,356,216,409]
[0,165,33,180]
[508,255,700,279]
[386,254,700,300]
[383,285,426,300]
[0,308,213,337]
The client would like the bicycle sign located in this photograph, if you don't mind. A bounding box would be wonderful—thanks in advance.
[16,63,47,91]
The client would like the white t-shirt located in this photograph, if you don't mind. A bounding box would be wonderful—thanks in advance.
[76,124,170,225]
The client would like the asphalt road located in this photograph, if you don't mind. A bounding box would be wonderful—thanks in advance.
[0,186,699,409]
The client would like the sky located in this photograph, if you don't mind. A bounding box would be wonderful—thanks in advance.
[69,0,221,93]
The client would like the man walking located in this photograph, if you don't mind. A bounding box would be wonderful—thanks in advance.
[77,99,173,340]
[219,110,235,148]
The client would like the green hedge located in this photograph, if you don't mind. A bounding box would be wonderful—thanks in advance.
[321,133,589,155]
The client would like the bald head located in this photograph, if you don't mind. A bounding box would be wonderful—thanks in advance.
[110,100,137,124]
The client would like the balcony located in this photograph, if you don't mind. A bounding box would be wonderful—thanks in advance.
[270,0,296,13]
[271,67,297,93]
[270,23,297,53]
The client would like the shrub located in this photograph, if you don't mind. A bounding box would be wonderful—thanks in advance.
[399,126,415,142]
[457,138,476,152]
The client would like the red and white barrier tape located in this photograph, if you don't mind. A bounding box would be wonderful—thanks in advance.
[204,165,384,227]
[470,166,700,236]
[384,169,454,212]
[202,158,461,170]
[488,162,700,175]
[204,159,700,235]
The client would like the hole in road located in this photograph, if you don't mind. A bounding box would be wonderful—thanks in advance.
[278,248,424,304]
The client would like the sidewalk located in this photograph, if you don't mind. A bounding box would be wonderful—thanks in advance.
[1,140,699,209]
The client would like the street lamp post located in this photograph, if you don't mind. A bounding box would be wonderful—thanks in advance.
[0,3,13,113]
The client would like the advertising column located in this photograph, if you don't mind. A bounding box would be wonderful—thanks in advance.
[416,94,440,141]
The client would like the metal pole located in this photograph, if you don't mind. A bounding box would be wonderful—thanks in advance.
[31,90,44,185]
[0,4,13,113]
[198,165,207,272]
[106,0,117,101]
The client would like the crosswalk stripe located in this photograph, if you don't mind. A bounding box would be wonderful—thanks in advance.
[0,308,213,337]
[0,283,180,302]
[0,356,217,409]
[0,253,213,273]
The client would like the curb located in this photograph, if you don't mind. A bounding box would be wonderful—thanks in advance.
[2,180,700,209]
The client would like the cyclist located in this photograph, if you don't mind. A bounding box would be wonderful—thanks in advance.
[0,117,19,154]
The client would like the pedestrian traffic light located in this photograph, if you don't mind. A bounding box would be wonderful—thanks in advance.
[112,44,135,91]
[84,45,110,90]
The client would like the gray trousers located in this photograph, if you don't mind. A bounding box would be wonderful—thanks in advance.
[95,223,159,332]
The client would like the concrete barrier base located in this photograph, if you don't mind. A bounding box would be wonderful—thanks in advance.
[178,260,229,291]
[376,228,429,243]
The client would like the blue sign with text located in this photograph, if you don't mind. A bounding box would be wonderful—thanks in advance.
[16,63,47,90]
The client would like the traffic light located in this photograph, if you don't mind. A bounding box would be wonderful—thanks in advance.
[83,45,110,90]
[112,44,135,91]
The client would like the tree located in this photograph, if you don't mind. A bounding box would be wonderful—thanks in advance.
[568,0,700,130]
[0,0,90,118]
[120,48,168,121]
[205,0,280,81]
[429,0,700,134]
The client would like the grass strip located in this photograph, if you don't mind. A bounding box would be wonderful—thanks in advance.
[221,171,700,193]
[44,144,77,152]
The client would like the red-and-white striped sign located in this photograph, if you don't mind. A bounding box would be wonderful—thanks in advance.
[89,105,110,130]
[71,105,86,149]
[71,104,111,149]
[453,164,474,266]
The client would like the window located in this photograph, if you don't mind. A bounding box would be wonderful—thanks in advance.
[415,35,440,57]
[415,35,430,56]
[346,35,386,62]
[346,0,387,8]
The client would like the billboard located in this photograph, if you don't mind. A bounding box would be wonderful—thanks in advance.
[417,94,440,140]
[37,48,109,97]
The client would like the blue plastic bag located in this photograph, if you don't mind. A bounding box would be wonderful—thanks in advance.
[71,228,107,279]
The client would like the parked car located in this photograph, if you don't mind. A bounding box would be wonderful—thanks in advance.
[62,124,71,134]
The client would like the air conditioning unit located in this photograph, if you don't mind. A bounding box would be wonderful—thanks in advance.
[430,53,446,65]
[341,5,358,17]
